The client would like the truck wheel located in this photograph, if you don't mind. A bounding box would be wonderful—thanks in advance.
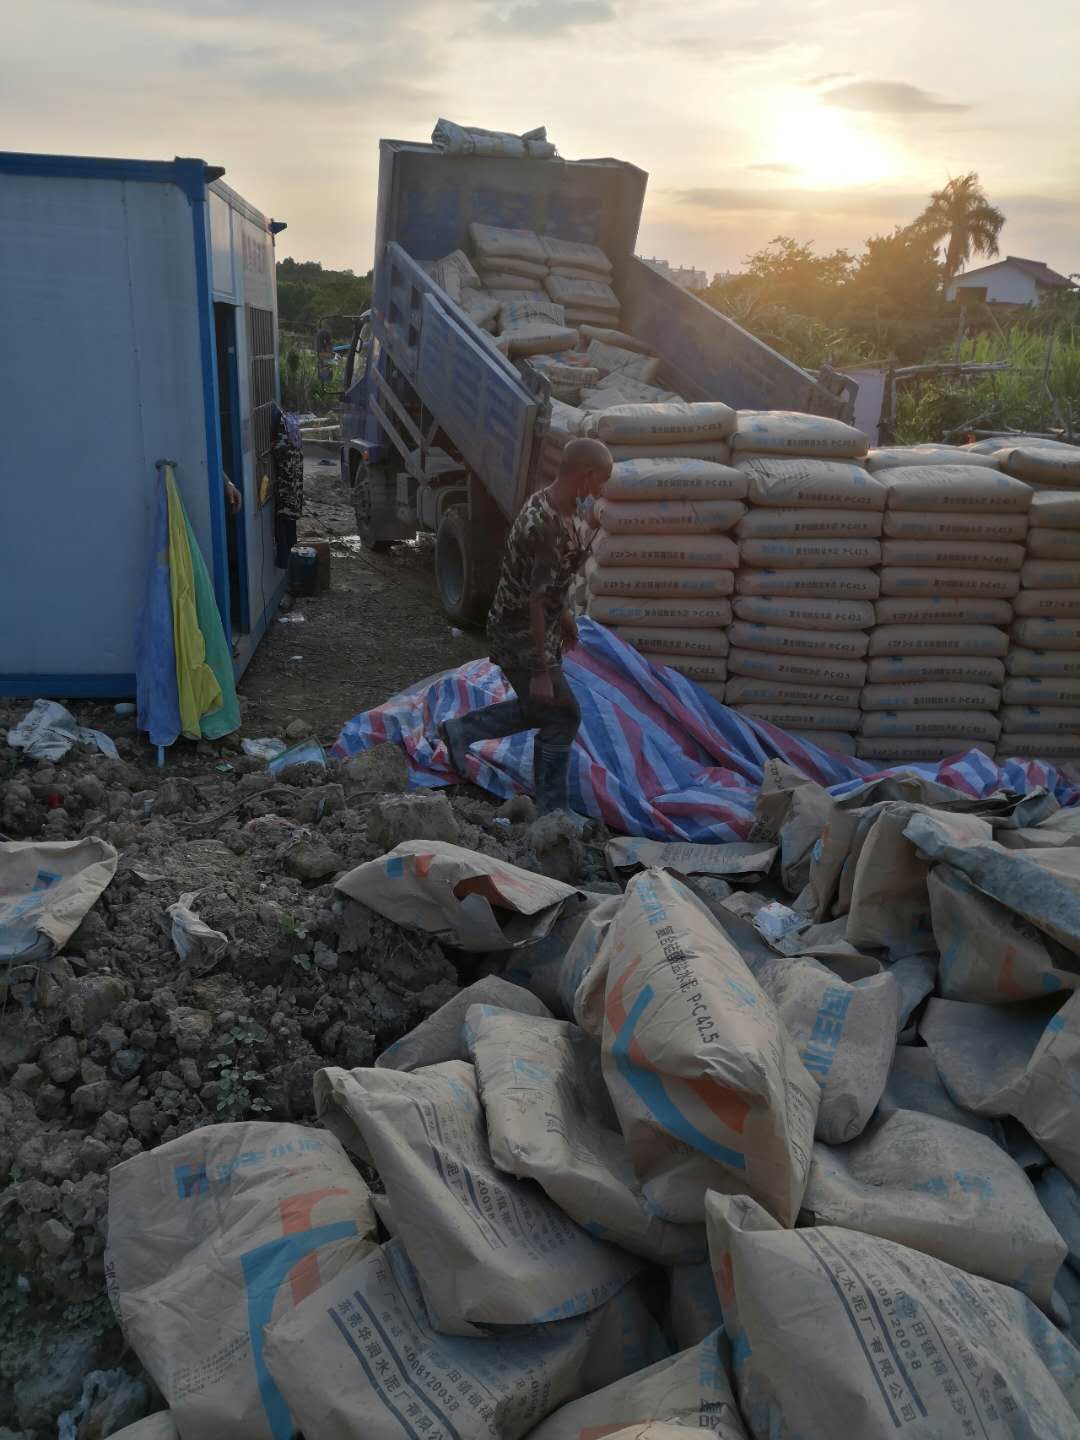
[435,507,493,627]
[352,459,395,552]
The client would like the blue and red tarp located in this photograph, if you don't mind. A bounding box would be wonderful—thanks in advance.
[333,618,1080,843]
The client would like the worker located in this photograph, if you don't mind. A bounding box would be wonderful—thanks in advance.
[271,404,305,567]
[439,438,613,815]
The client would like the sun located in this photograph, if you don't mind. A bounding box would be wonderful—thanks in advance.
[767,101,895,188]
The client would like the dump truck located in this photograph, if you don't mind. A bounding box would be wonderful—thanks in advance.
[341,135,854,624]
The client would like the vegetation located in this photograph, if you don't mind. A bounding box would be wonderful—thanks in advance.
[911,173,1006,288]
[276,257,372,338]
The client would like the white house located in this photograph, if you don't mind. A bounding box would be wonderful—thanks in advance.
[946,255,1073,306]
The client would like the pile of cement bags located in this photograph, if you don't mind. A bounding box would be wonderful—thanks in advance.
[105,810,1080,1440]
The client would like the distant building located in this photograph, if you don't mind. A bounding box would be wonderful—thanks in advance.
[639,255,709,292]
[946,256,1074,307]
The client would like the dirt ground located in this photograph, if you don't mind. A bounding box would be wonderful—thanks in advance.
[239,455,486,741]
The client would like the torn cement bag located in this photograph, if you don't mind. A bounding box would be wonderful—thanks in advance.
[374,976,552,1070]
[314,1061,640,1332]
[264,1240,666,1440]
[801,1108,1066,1307]
[705,1192,1080,1440]
[921,991,1080,1185]
[792,801,860,921]
[666,1260,727,1351]
[878,1044,1003,1141]
[605,836,776,883]
[335,840,580,951]
[466,1005,703,1264]
[503,894,620,1021]
[164,891,228,974]
[105,1121,378,1440]
[527,1332,747,1440]
[7,697,119,761]
[0,837,118,963]
[888,953,937,1038]
[754,955,899,1144]
[597,869,819,1225]
[929,863,1080,1002]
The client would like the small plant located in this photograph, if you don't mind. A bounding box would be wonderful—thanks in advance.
[207,1054,272,1120]
[290,953,313,973]
[279,914,308,941]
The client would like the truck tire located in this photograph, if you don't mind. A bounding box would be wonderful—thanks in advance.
[351,458,397,551]
[435,507,493,627]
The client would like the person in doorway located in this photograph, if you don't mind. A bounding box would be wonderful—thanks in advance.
[271,403,305,568]
[225,477,242,514]
[439,438,613,815]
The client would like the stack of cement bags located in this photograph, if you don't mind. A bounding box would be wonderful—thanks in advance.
[860,460,1032,761]
[467,222,549,294]
[541,236,621,328]
[726,412,875,755]
[583,404,742,695]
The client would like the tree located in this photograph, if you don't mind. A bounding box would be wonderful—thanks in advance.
[912,174,1005,288]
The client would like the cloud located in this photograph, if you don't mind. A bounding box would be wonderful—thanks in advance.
[747,162,803,174]
[806,70,853,85]
[484,0,615,35]
[673,186,927,216]
[665,33,788,53]
[823,80,969,113]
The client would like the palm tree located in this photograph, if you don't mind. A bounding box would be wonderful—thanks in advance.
[912,174,1006,289]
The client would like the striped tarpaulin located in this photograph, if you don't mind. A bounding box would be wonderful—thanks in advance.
[333,619,1079,842]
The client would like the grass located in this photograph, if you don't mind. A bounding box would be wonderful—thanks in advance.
[279,338,345,417]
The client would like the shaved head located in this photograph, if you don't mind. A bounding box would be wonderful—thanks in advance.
[559,438,613,497]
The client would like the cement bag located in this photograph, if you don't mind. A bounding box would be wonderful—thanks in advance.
[728,621,869,660]
[314,1062,640,1332]
[606,441,733,464]
[641,654,728,685]
[495,286,557,307]
[335,840,580,952]
[430,248,480,292]
[583,380,686,408]
[584,402,737,446]
[0,837,117,962]
[929,863,1079,1003]
[879,1043,1004,1139]
[477,254,548,281]
[593,497,744,533]
[727,647,866,689]
[1005,675,1080,703]
[856,737,995,762]
[920,991,1080,1185]
[1002,705,1080,733]
[602,458,747,502]
[606,836,776,884]
[500,322,579,357]
[868,623,1009,657]
[731,411,868,458]
[994,444,1080,487]
[874,594,1014,626]
[501,297,566,326]
[578,324,651,352]
[481,269,546,291]
[801,1108,1066,1306]
[504,894,622,1022]
[726,676,868,708]
[738,537,880,569]
[867,444,1000,470]
[469,222,545,264]
[737,507,882,540]
[999,733,1080,759]
[588,563,735,598]
[1033,491,1080,528]
[884,507,1029,541]
[792,729,857,755]
[1023,558,1080,588]
[736,456,883,509]
[597,870,819,1225]
[264,1239,666,1440]
[593,531,739,568]
[667,1262,727,1350]
[868,652,1005,685]
[545,275,620,313]
[732,594,874,631]
[585,339,662,383]
[548,397,585,438]
[1037,1168,1080,1270]
[882,537,1025,570]
[705,1192,1080,1440]
[737,703,860,732]
[860,680,1000,711]
[527,1333,747,1440]
[565,307,626,327]
[613,625,729,658]
[588,595,732,628]
[539,235,612,273]
[878,565,1020,599]
[753,956,898,1141]
[1007,647,1080,678]
[1026,528,1080,561]
[735,566,880,600]
[1015,590,1080,618]
[466,1005,702,1264]
[1013,616,1080,651]
[882,464,1032,512]
[460,287,501,329]
[374,976,551,1070]
[862,709,1001,741]
[106,1121,378,1440]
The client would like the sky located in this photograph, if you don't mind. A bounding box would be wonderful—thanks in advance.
[3,0,1079,279]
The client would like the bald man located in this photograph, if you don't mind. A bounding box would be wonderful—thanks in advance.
[439,438,613,814]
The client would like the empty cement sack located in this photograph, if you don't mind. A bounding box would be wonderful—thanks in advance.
[593,497,744,533]
[920,990,1080,1186]
[588,563,734,598]
[466,1005,702,1263]
[105,1121,379,1440]
[736,566,880,600]
[705,1191,1080,1440]
[753,956,899,1142]
[527,1332,747,1440]
[589,595,732,627]
[878,1042,1004,1140]
[731,411,868,458]
[314,1061,640,1331]
[0,836,117,962]
[581,401,736,445]
[881,464,1032,512]
[593,531,739,568]
[602,457,746,501]
[736,456,884,508]
[264,1239,664,1440]
[374,976,552,1070]
[666,1261,728,1350]
[801,1108,1067,1306]
[867,443,1000,470]
[994,444,1080,487]
[738,537,881,569]
[596,869,819,1225]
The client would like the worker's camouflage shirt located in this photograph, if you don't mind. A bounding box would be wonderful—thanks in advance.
[487,490,588,674]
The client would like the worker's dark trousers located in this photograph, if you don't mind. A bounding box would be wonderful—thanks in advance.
[443,665,581,814]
